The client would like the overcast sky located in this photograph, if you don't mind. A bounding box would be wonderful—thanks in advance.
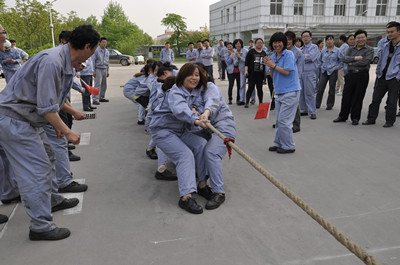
[4,0,219,38]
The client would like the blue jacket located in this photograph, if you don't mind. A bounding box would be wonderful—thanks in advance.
[224,51,235,74]
[232,48,248,73]
[0,48,21,71]
[376,41,400,80]
[149,84,202,133]
[320,46,343,75]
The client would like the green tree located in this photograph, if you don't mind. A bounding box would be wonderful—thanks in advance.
[0,0,55,49]
[99,1,153,55]
[181,26,211,47]
[161,13,187,56]
[85,15,99,29]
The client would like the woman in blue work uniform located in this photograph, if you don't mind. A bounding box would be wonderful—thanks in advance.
[123,64,152,125]
[148,63,209,214]
[264,32,301,154]
[195,74,237,210]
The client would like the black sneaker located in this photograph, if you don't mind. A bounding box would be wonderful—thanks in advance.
[146,148,158,159]
[244,104,249,108]
[0,214,8,224]
[99,99,109,102]
[52,198,79,213]
[205,193,226,210]
[250,99,255,104]
[277,147,295,154]
[92,101,100,105]
[178,197,203,214]
[1,195,21,204]
[29,227,71,241]
[69,151,81,162]
[268,146,278,152]
[58,181,88,193]
[68,144,76,150]
[137,120,145,125]
[237,101,245,106]
[197,185,213,200]
[155,169,177,181]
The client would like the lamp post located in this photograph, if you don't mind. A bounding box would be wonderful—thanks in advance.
[49,0,57,48]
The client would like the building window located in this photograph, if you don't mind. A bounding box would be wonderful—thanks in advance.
[397,0,400,15]
[270,0,282,15]
[221,10,223,24]
[313,0,325,16]
[334,0,346,16]
[355,0,367,16]
[227,8,230,23]
[294,0,304,15]
[233,6,237,21]
[376,0,387,16]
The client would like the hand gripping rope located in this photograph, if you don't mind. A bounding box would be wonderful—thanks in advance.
[206,123,382,265]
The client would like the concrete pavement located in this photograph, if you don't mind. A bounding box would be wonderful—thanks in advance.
[0,63,399,265]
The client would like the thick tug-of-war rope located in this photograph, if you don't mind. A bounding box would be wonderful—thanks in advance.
[206,123,382,265]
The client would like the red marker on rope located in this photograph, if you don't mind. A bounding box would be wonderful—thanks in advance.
[224,138,235,159]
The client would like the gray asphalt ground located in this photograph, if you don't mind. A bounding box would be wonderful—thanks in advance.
[0,62,399,265]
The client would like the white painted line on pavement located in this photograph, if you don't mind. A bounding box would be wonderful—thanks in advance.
[283,245,400,265]
[0,203,19,239]
[78,133,91,146]
[62,178,86,215]
[151,237,188,245]
[327,206,400,221]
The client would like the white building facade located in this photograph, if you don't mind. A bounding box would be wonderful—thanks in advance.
[210,0,400,44]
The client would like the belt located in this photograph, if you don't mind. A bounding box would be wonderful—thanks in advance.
[348,69,369,74]
[0,107,29,123]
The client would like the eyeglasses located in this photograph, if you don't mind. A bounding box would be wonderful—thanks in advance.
[0,31,7,35]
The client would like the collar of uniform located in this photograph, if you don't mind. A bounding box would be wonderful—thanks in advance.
[383,39,400,49]
[178,84,201,97]
[62,44,73,76]
[353,44,369,51]
[304,42,313,48]
[273,49,288,61]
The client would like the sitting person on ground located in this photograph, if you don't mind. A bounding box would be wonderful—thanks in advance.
[147,63,209,214]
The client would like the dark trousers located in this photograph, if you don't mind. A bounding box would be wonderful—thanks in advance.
[293,105,301,130]
[316,70,338,109]
[266,75,275,109]
[246,72,264,104]
[59,109,73,129]
[221,61,227,80]
[81,75,93,109]
[398,84,400,108]
[227,72,240,102]
[338,72,369,121]
[205,65,214,83]
[367,78,400,125]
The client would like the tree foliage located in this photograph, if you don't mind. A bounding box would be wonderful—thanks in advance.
[161,13,187,55]
[97,1,153,55]
[0,0,153,57]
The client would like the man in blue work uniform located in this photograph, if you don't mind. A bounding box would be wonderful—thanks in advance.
[300,30,320,119]
[363,22,400,128]
[160,41,175,64]
[0,40,21,83]
[0,24,100,240]
[92,37,110,104]
[77,55,96,111]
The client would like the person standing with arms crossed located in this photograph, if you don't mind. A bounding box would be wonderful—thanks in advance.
[333,30,373,125]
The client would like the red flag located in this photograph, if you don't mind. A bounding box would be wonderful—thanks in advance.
[254,102,271,120]
[81,79,99,95]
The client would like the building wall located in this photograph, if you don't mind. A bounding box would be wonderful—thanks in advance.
[210,0,400,43]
